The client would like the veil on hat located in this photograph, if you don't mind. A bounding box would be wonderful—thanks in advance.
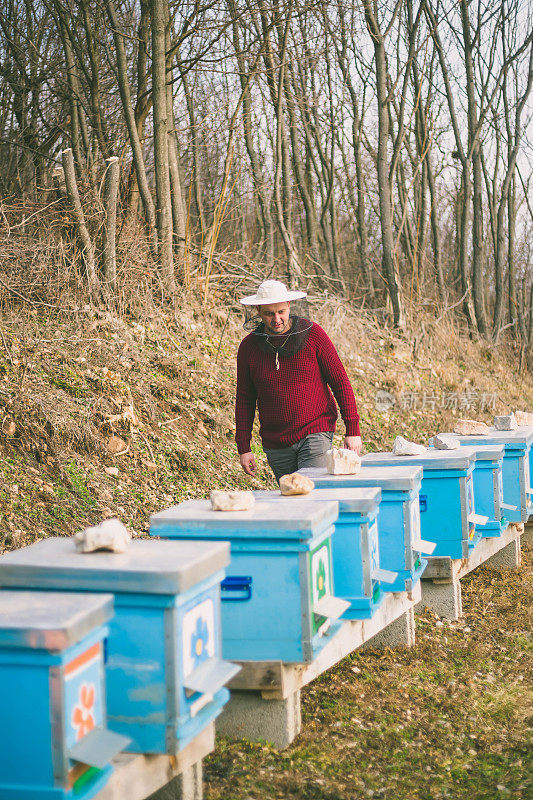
[241,279,312,337]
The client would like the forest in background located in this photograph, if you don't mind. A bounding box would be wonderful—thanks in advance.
[0,0,532,346]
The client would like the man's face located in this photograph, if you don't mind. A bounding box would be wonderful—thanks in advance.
[257,302,291,335]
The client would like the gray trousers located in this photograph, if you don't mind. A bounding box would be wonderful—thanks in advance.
[264,431,334,483]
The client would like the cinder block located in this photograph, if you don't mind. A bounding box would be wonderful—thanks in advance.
[147,763,203,800]
[365,607,415,648]
[418,580,462,621]
[216,690,301,750]
[486,536,522,570]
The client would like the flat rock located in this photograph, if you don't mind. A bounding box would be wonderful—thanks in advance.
[431,434,461,450]
[210,490,255,511]
[325,447,362,475]
[453,419,490,435]
[391,435,426,456]
[494,413,518,431]
[74,518,131,553]
[279,472,314,495]
[106,435,128,454]
[515,410,533,426]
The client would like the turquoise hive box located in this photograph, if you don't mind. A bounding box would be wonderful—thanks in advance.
[362,448,481,559]
[439,429,533,523]
[299,465,430,593]
[150,498,348,663]
[430,441,507,538]
[0,590,129,800]
[253,487,395,619]
[0,538,239,755]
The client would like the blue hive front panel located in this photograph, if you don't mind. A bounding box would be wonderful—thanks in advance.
[417,472,471,559]
[216,534,343,663]
[105,572,230,754]
[473,458,507,537]
[438,433,532,522]
[298,467,427,593]
[0,626,116,800]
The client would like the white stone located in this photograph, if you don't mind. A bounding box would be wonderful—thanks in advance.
[494,413,518,431]
[514,410,533,426]
[391,435,426,456]
[325,448,362,475]
[431,434,461,450]
[74,518,131,553]
[210,490,255,511]
[279,473,314,496]
[453,419,490,435]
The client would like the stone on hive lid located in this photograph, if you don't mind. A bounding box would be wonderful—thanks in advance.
[325,447,362,475]
[210,490,255,511]
[453,419,490,435]
[431,433,461,450]
[391,435,426,456]
[494,413,518,431]
[74,518,131,553]
[514,410,533,426]
[279,472,314,496]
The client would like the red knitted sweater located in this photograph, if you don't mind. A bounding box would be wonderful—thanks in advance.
[235,322,360,454]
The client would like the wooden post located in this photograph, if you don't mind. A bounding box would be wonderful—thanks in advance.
[102,156,120,295]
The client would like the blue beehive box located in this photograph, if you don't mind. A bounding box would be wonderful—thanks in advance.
[0,538,239,755]
[430,441,507,538]
[362,448,481,559]
[299,465,430,593]
[439,429,533,523]
[253,487,396,620]
[150,498,348,663]
[0,590,129,800]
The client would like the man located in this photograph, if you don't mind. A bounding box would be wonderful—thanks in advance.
[235,280,362,482]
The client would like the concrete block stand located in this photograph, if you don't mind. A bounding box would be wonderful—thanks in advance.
[418,523,523,621]
[217,690,302,750]
[97,725,213,800]
[217,583,421,749]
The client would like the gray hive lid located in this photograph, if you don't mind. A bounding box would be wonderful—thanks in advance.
[467,443,505,460]
[0,590,113,650]
[298,464,422,492]
[150,498,338,540]
[0,538,230,596]
[362,448,474,470]
[440,430,532,450]
[253,487,381,515]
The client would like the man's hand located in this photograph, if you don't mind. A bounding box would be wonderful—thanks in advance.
[239,451,257,476]
[344,435,362,454]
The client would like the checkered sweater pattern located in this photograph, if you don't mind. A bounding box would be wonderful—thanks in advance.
[235,322,360,454]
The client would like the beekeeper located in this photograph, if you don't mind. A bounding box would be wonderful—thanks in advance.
[235,280,362,482]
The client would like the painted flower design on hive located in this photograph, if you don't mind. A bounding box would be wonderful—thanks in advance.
[71,683,95,741]
[316,558,327,600]
[190,615,210,668]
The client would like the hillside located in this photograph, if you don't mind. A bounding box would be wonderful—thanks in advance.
[0,288,531,799]
[0,289,531,551]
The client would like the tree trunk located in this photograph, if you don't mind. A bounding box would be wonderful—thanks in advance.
[102,156,120,295]
[62,148,100,301]
[361,0,403,326]
[105,0,157,250]
[150,0,175,290]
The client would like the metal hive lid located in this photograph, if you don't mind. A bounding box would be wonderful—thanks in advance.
[0,538,230,595]
[150,498,339,540]
[440,431,532,449]
[0,590,113,650]
[298,464,423,491]
[362,448,475,470]
[253,487,381,514]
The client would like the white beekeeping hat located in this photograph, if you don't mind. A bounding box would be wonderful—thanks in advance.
[240,280,307,305]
